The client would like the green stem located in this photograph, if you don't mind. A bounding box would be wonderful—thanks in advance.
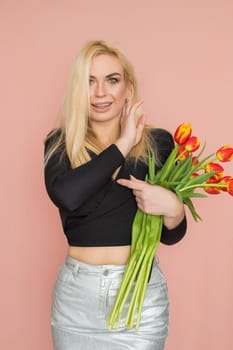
[158,144,179,182]
[107,253,137,328]
[115,246,147,324]
[136,241,160,331]
[135,216,163,330]
[202,156,218,166]
[180,183,226,192]
[107,244,147,329]
[125,274,141,328]
[131,212,146,254]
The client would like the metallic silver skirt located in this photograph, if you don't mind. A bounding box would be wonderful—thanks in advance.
[51,255,169,350]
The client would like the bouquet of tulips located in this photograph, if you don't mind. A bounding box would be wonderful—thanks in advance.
[107,123,233,331]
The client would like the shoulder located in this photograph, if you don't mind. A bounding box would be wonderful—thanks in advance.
[44,128,63,151]
[148,127,174,150]
[146,126,175,166]
[44,128,62,145]
[43,128,68,168]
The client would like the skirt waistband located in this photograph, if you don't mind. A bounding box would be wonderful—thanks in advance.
[64,255,159,278]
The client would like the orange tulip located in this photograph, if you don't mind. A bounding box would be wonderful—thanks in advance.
[220,176,233,193]
[192,156,199,166]
[204,186,221,195]
[205,162,224,178]
[207,175,222,183]
[177,144,190,160]
[174,123,192,145]
[216,145,233,162]
[190,172,199,179]
[184,136,200,152]
[227,179,233,196]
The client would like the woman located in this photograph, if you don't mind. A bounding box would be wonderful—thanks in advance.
[44,40,187,350]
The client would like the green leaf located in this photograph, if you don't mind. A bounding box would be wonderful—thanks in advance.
[155,144,179,182]
[131,209,145,254]
[177,153,215,186]
[167,155,190,182]
[147,146,155,181]
[195,142,206,160]
[191,152,215,174]
[175,189,184,203]
[181,191,208,199]
[183,197,202,221]
[178,171,216,191]
[168,155,193,183]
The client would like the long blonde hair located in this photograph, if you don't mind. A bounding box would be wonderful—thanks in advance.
[44,40,156,168]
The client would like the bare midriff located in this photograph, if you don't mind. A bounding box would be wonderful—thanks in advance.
[68,245,131,265]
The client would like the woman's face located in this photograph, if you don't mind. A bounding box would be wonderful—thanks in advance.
[89,54,130,125]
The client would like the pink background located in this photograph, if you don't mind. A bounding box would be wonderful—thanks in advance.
[1,0,233,349]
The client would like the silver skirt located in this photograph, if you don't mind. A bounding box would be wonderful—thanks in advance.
[51,255,169,350]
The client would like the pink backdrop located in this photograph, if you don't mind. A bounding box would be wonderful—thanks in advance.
[1,0,233,349]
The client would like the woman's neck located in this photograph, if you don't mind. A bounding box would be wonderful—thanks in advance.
[89,119,120,147]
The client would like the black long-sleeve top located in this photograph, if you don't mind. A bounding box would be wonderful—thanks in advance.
[44,128,187,246]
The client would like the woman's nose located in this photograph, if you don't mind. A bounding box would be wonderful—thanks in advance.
[95,82,107,97]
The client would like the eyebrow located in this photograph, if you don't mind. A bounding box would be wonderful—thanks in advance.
[89,73,122,78]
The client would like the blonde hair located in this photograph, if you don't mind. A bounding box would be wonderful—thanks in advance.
[44,40,156,168]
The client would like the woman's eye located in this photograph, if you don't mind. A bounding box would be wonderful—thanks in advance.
[108,78,119,84]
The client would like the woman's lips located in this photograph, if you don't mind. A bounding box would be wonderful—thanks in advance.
[91,102,112,113]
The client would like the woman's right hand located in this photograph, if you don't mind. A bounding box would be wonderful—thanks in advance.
[115,99,145,157]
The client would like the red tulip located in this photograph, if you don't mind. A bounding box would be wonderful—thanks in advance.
[174,123,192,145]
[219,176,232,191]
[204,186,221,195]
[190,173,199,179]
[177,144,190,160]
[207,175,222,183]
[220,176,233,193]
[192,156,199,166]
[227,179,233,196]
[204,172,223,194]
[190,172,199,179]
[205,162,224,178]
[184,136,200,152]
[216,145,233,162]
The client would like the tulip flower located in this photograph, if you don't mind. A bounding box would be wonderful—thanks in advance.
[216,145,233,162]
[207,175,222,183]
[227,179,233,196]
[205,162,224,178]
[177,144,190,160]
[204,186,221,195]
[184,136,200,152]
[208,164,223,183]
[192,156,199,166]
[203,176,222,194]
[220,176,233,193]
[174,123,192,145]
[190,172,199,179]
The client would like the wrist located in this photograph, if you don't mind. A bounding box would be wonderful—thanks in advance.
[163,199,185,229]
[115,138,132,157]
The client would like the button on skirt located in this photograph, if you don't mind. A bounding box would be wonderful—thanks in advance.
[51,255,169,350]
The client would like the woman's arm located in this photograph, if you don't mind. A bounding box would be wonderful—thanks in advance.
[44,140,125,212]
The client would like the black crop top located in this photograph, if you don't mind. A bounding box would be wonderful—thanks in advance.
[44,128,187,247]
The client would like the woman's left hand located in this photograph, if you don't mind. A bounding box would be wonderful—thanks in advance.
[117,175,185,229]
